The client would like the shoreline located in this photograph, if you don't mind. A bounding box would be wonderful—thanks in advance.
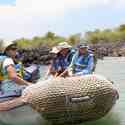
[17,42,125,66]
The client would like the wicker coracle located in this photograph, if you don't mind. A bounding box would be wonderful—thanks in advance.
[22,74,119,124]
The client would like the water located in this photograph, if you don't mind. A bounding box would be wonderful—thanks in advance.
[0,57,125,125]
[80,57,125,125]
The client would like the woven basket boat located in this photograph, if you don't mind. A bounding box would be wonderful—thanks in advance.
[22,74,119,124]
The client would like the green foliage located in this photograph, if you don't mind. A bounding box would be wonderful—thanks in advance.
[15,38,32,49]
[84,24,125,44]
[116,24,125,32]
[15,32,65,48]
[0,39,4,51]
[9,24,125,49]
[68,33,82,45]
[45,31,55,40]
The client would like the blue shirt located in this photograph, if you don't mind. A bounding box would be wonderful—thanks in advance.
[51,50,74,72]
[52,55,69,72]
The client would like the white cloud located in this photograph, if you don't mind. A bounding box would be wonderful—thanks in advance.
[113,0,125,8]
[15,0,113,14]
[0,0,112,15]
[0,0,123,42]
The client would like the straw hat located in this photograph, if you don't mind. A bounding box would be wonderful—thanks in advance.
[57,42,72,49]
[50,42,72,54]
[4,42,17,52]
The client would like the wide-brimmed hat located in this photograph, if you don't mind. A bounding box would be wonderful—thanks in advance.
[4,43,17,52]
[50,42,72,54]
[57,42,72,49]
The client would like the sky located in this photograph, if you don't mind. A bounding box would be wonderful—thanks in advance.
[0,0,125,44]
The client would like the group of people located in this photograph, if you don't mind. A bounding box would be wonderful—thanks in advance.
[0,41,95,110]
[45,42,95,79]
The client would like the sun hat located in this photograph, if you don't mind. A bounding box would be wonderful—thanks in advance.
[50,42,72,54]
[4,42,17,52]
[57,42,72,49]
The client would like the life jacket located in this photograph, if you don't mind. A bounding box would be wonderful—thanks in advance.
[14,61,24,78]
[0,55,24,81]
[0,55,7,80]
[73,52,93,73]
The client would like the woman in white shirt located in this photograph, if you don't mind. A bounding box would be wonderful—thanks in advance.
[0,43,32,111]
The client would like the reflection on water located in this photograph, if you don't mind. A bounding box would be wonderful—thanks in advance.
[0,57,125,125]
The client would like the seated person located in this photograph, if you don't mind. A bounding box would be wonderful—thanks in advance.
[45,42,74,78]
[68,43,94,76]
[0,43,32,110]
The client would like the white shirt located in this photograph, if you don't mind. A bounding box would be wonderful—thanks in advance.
[2,58,14,69]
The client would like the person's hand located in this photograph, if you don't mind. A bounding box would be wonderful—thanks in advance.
[68,70,73,76]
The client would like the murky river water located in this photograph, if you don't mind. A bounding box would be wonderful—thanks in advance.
[0,57,124,125]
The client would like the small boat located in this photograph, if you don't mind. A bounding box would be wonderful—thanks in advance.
[22,74,119,124]
[0,74,119,125]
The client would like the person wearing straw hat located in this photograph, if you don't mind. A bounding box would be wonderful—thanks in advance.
[45,42,74,79]
[68,43,94,76]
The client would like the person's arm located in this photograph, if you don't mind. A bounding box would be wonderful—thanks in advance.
[57,69,68,77]
[75,55,94,75]
[44,64,53,79]
[44,59,57,79]
[7,65,32,86]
